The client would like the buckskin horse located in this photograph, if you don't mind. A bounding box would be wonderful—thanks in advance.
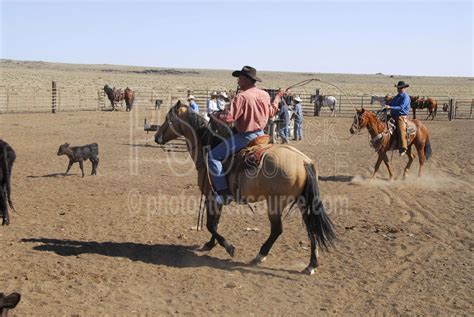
[349,108,432,180]
[155,101,336,275]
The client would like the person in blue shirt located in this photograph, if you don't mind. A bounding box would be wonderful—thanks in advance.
[277,99,290,143]
[187,95,199,113]
[384,81,411,155]
[292,96,303,141]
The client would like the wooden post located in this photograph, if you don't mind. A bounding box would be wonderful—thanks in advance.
[470,99,473,119]
[51,81,57,113]
[448,99,454,121]
[314,89,320,116]
[361,95,364,109]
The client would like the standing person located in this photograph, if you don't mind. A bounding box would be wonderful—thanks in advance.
[277,99,290,143]
[384,81,411,155]
[206,91,219,114]
[188,95,199,113]
[217,91,229,110]
[292,96,303,141]
[209,66,283,205]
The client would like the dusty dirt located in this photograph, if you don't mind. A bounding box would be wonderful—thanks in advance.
[0,61,473,315]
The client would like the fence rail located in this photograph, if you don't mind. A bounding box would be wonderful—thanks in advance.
[0,85,471,121]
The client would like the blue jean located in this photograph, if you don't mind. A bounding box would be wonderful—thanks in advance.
[278,124,289,142]
[294,121,303,139]
[208,130,263,191]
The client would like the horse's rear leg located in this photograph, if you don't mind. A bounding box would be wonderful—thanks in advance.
[403,146,416,180]
[251,197,283,265]
[1,187,9,225]
[205,200,234,256]
[416,144,426,177]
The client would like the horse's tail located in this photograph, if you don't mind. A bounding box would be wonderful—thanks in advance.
[301,163,336,251]
[425,135,432,161]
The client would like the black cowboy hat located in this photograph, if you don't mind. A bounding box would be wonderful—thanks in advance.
[395,81,409,88]
[232,66,262,82]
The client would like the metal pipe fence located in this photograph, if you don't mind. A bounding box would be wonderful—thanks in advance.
[0,85,471,121]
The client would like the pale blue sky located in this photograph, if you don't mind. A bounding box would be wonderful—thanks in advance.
[1,1,472,76]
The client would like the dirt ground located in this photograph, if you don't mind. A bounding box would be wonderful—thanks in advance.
[0,104,473,315]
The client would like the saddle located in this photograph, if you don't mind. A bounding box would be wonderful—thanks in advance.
[222,135,273,203]
[371,119,417,152]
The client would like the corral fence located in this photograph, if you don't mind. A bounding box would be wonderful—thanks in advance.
[0,84,472,121]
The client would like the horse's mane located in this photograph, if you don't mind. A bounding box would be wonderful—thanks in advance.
[181,106,223,147]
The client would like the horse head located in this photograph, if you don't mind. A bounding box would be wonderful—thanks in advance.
[155,100,195,145]
[350,108,368,134]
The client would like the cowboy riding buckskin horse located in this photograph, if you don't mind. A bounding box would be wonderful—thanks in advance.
[155,66,336,275]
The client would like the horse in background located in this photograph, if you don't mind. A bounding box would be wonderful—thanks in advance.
[370,95,387,107]
[124,87,135,111]
[413,97,437,120]
[310,95,337,117]
[103,85,135,111]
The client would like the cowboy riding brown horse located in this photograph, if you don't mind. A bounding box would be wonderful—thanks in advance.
[155,101,336,275]
[350,108,432,180]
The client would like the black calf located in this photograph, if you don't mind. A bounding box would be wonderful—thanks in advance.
[57,143,99,177]
[0,140,16,226]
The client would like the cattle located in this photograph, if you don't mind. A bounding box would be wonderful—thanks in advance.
[57,143,99,177]
[0,140,16,226]
[0,292,21,317]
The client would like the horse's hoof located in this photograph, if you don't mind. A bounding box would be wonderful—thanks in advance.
[198,241,216,252]
[302,266,315,275]
[2,218,9,226]
[250,253,266,266]
[225,244,235,257]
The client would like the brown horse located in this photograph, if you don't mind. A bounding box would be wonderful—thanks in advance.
[104,85,135,111]
[124,87,135,111]
[414,97,437,120]
[349,108,432,180]
[155,101,336,275]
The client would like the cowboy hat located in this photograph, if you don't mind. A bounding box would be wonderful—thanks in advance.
[218,91,228,99]
[293,96,302,102]
[395,81,409,88]
[210,91,218,96]
[187,95,195,100]
[232,66,262,82]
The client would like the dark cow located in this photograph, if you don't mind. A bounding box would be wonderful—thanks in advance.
[0,140,16,226]
[57,143,99,177]
[0,293,21,317]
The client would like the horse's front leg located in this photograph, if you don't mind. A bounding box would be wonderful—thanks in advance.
[199,199,221,251]
[204,199,235,257]
[381,152,394,180]
[372,155,384,179]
